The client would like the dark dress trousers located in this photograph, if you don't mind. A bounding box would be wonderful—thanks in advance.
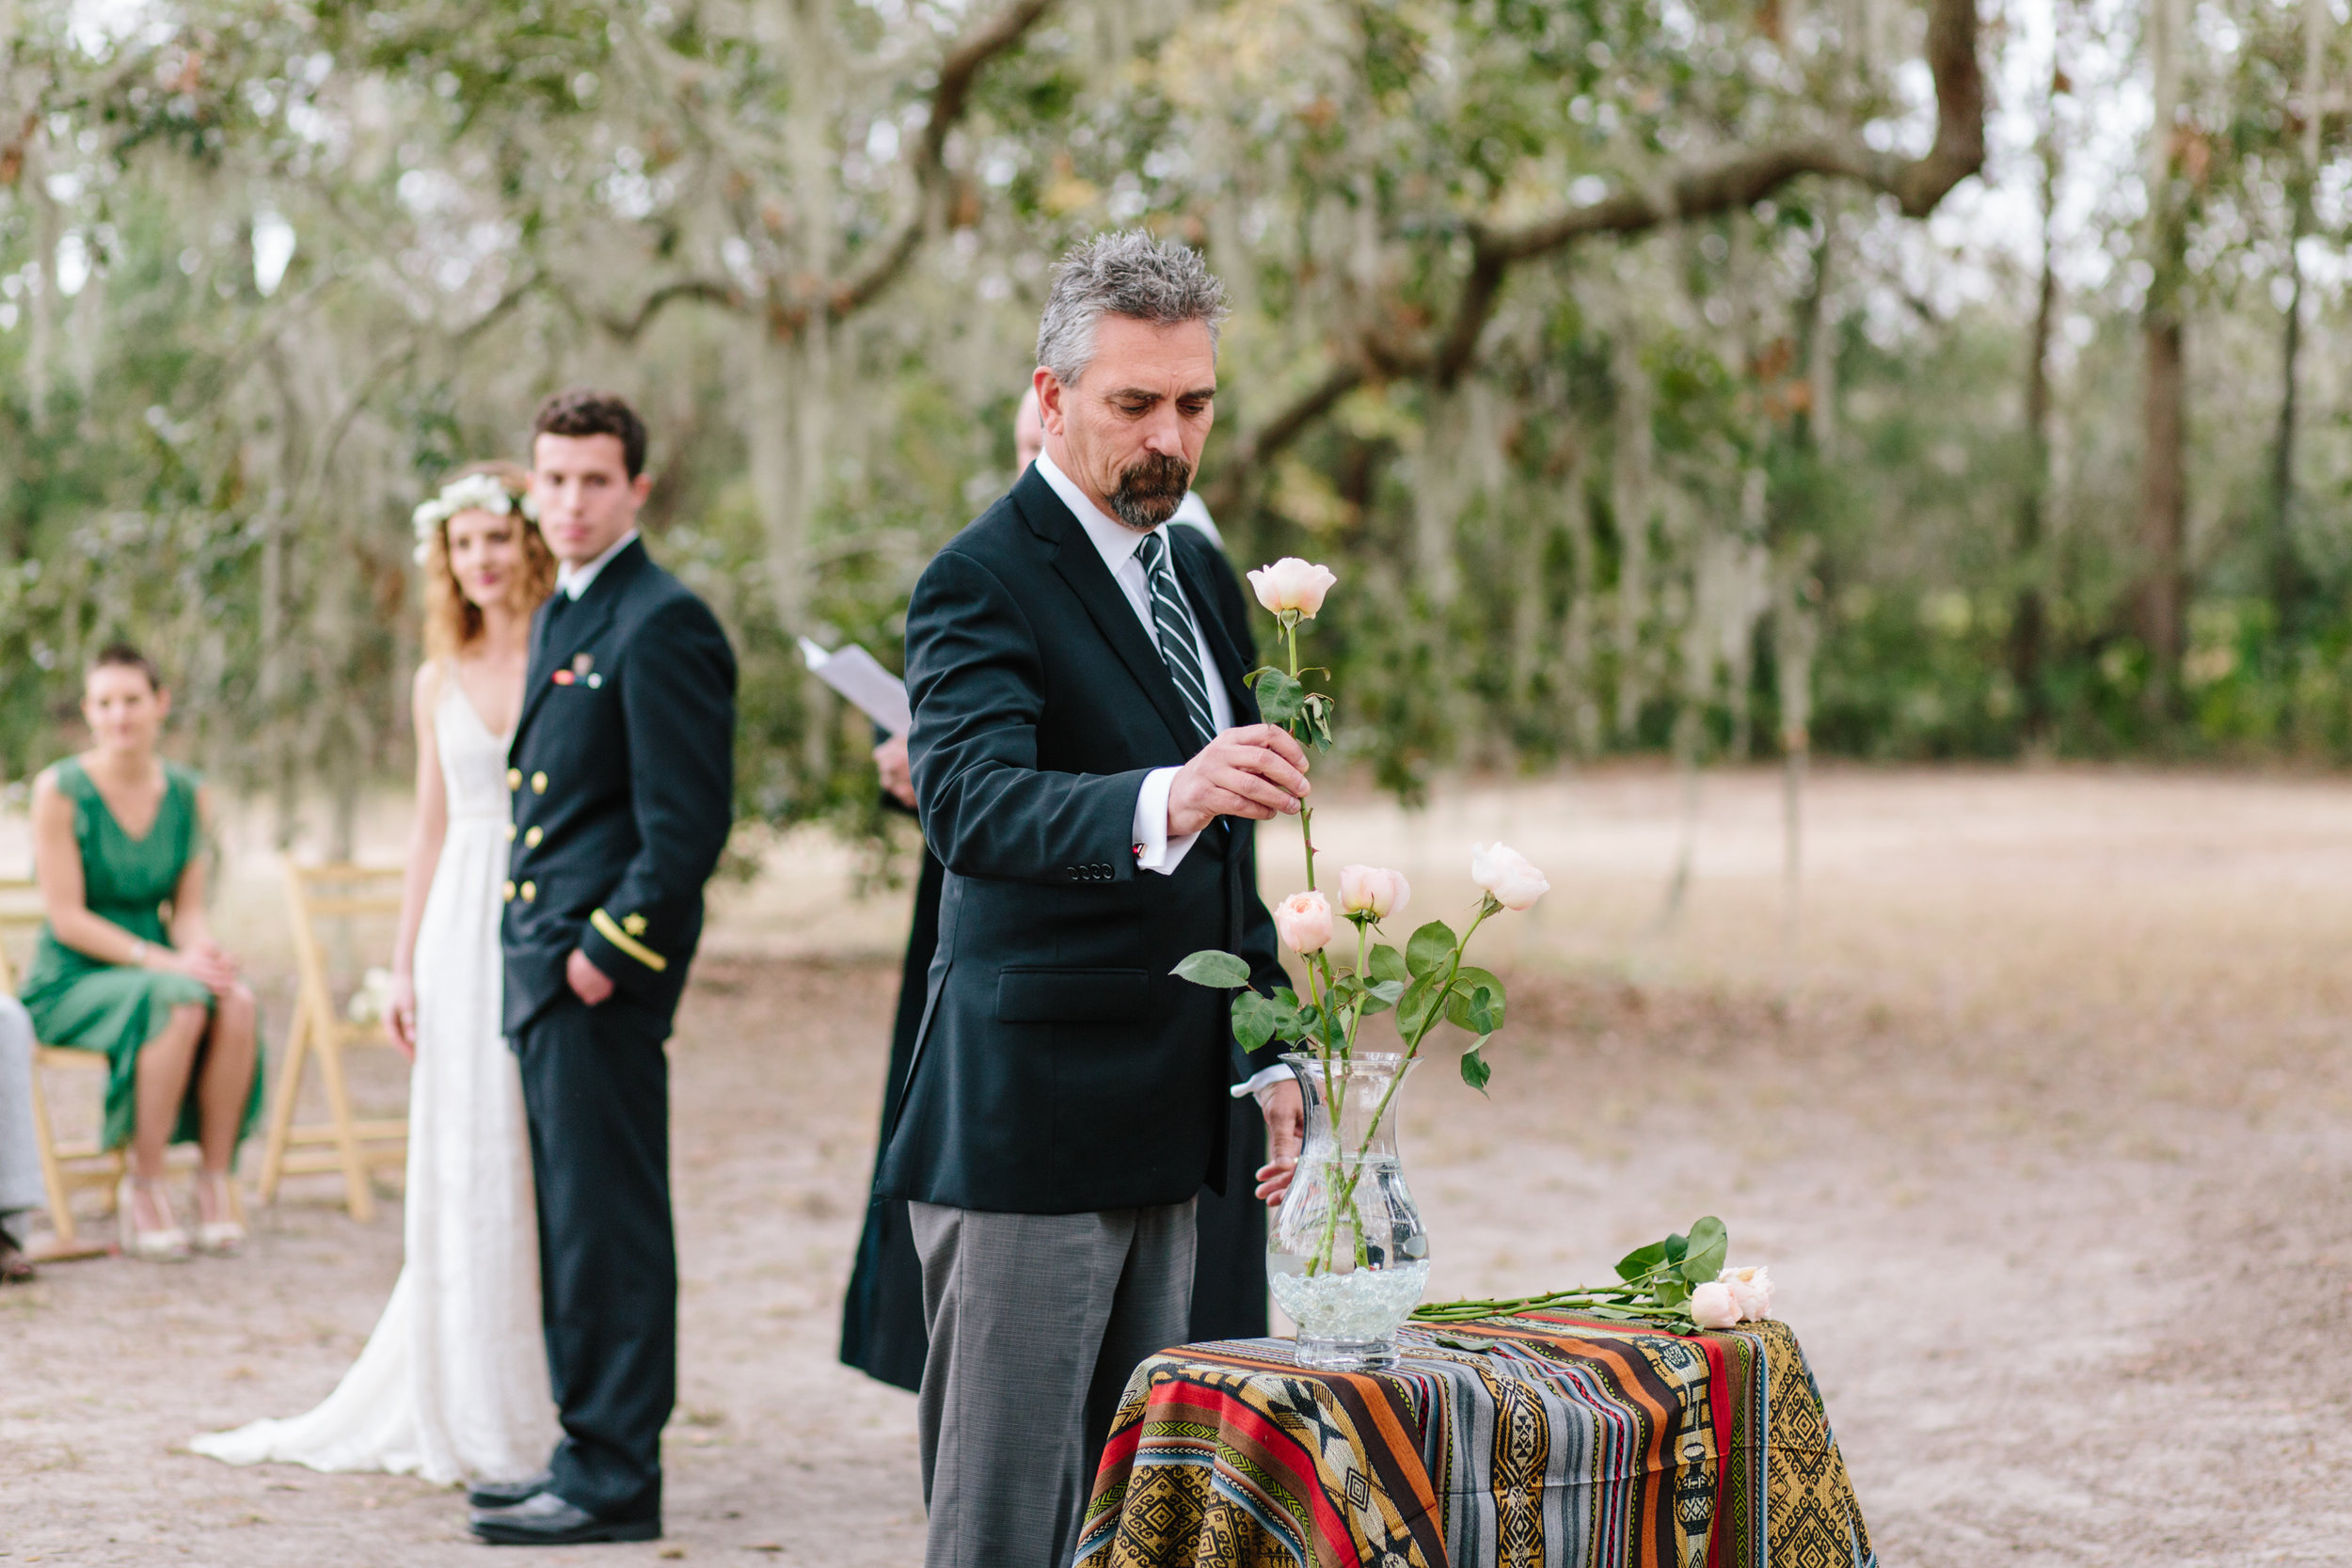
[875,463,1289,1218]
[501,537,737,1527]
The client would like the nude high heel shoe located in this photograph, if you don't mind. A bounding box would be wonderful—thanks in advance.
[118,1176,190,1262]
[193,1171,246,1256]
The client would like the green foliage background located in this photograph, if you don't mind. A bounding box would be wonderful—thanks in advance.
[7,0,2352,854]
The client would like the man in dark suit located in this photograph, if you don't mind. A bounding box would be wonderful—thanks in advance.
[469,390,738,1546]
[840,387,1268,1396]
[881,232,1308,1568]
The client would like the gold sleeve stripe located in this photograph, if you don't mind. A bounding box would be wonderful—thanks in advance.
[590,908,669,973]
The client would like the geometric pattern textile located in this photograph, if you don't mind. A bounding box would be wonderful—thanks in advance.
[1077,1313,1876,1568]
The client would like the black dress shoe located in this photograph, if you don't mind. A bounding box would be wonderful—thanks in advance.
[466,1471,553,1511]
[469,1492,660,1545]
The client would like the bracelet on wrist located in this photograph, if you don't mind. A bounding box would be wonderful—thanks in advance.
[128,939,150,968]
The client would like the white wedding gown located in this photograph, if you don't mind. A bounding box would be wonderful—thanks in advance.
[194,677,557,1484]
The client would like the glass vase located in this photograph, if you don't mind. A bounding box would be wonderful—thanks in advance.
[1266,1051,1430,1370]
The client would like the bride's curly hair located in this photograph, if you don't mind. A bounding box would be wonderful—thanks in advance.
[419,461,556,658]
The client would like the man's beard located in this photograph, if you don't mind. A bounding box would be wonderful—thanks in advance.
[1108,453,1192,531]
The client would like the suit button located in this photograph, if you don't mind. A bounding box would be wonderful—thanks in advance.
[503,824,517,843]
[502,880,517,902]
[531,771,548,795]
[525,826,544,847]
[520,880,537,902]
[507,768,522,790]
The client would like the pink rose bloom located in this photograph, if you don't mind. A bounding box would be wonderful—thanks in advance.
[1274,891,1334,955]
[1719,1265,1774,1322]
[1688,1281,1741,1330]
[1247,558,1339,619]
[1470,842,1550,911]
[1336,863,1411,924]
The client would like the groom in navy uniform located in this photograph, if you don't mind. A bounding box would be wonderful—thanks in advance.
[469,390,737,1545]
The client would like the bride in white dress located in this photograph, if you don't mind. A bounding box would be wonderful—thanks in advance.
[195,465,560,1485]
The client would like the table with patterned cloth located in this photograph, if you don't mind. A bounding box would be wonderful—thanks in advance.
[1075,1311,1875,1568]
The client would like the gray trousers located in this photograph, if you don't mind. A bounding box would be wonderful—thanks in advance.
[0,997,43,1248]
[908,1198,1196,1568]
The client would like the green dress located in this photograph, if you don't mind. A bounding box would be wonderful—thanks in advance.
[18,758,263,1152]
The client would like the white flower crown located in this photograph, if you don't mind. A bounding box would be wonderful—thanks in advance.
[411,472,540,565]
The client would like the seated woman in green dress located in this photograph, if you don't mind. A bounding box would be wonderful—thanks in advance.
[22,643,262,1262]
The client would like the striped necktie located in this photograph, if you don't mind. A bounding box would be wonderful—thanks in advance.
[1133,529,1216,749]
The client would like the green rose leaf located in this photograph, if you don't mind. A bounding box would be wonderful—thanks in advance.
[1251,667,1306,726]
[1662,1231,1689,1266]
[1395,972,1446,1037]
[1359,977,1406,1015]
[1172,950,1251,989]
[1458,1037,1493,1095]
[1654,1276,1693,1309]
[1299,690,1337,752]
[1231,990,1279,1052]
[1368,944,1410,985]
[1446,967,1506,1034]
[1679,1216,1728,1284]
[1615,1241,1668,1283]
[1406,921,1459,979]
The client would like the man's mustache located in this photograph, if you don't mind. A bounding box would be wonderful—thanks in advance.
[1109,453,1192,531]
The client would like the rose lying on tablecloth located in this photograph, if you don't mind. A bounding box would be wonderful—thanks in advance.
[1414,1215,1777,1336]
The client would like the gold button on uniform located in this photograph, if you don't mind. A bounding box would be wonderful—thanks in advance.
[507,768,522,790]
[531,771,548,795]
[503,823,517,842]
[524,825,544,847]
[520,881,537,902]
[502,880,517,902]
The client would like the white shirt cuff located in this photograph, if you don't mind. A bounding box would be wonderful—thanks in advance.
[1232,1063,1296,1101]
[1131,767,1201,876]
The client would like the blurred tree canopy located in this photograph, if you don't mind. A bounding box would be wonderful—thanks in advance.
[5,0,2352,856]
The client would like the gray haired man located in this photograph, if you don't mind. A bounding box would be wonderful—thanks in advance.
[880,231,1305,1567]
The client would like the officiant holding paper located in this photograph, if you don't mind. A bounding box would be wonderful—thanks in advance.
[880,231,1303,1568]
[840,374,1274,1401]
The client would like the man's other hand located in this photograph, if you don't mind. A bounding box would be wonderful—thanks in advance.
[566,948,615,1006]
[1253,1076,1304,1208]
[873,733,916,808]
[1168,724,1311,837]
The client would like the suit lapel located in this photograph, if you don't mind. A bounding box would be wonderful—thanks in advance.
[1015,470,1200,756]
[514,538,645,750]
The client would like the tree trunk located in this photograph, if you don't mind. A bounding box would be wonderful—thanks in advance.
[1611,326,1653,739]
[2013,90,2059,736]
[2137,0,2188,711]
[2271,0,2324,626]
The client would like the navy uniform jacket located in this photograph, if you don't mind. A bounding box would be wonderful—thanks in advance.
[501,538,737,1035]
[876,464,1288,1215]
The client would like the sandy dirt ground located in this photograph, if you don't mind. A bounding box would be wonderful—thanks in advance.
[9,764,2352,1565]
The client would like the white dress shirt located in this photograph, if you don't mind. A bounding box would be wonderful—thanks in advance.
[556,529,641,600]
[1033,451,1232,877]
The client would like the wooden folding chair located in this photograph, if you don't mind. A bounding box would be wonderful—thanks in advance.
[0,878,119,1257]
[255,862,408,1222]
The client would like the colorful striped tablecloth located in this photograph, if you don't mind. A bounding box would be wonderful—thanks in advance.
[1076,1312,1875,1568]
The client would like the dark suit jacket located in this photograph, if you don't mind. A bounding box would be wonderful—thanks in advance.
[876,465,1288,1215]
[501,537,738,1036]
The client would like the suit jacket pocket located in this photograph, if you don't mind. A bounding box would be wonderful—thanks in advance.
[994,966,1150,1025]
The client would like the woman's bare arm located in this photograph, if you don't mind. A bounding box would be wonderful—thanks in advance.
[167,784,217,954]
[388,663,452,1056]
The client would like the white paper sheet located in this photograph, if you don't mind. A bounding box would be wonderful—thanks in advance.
[798,637,913,736]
